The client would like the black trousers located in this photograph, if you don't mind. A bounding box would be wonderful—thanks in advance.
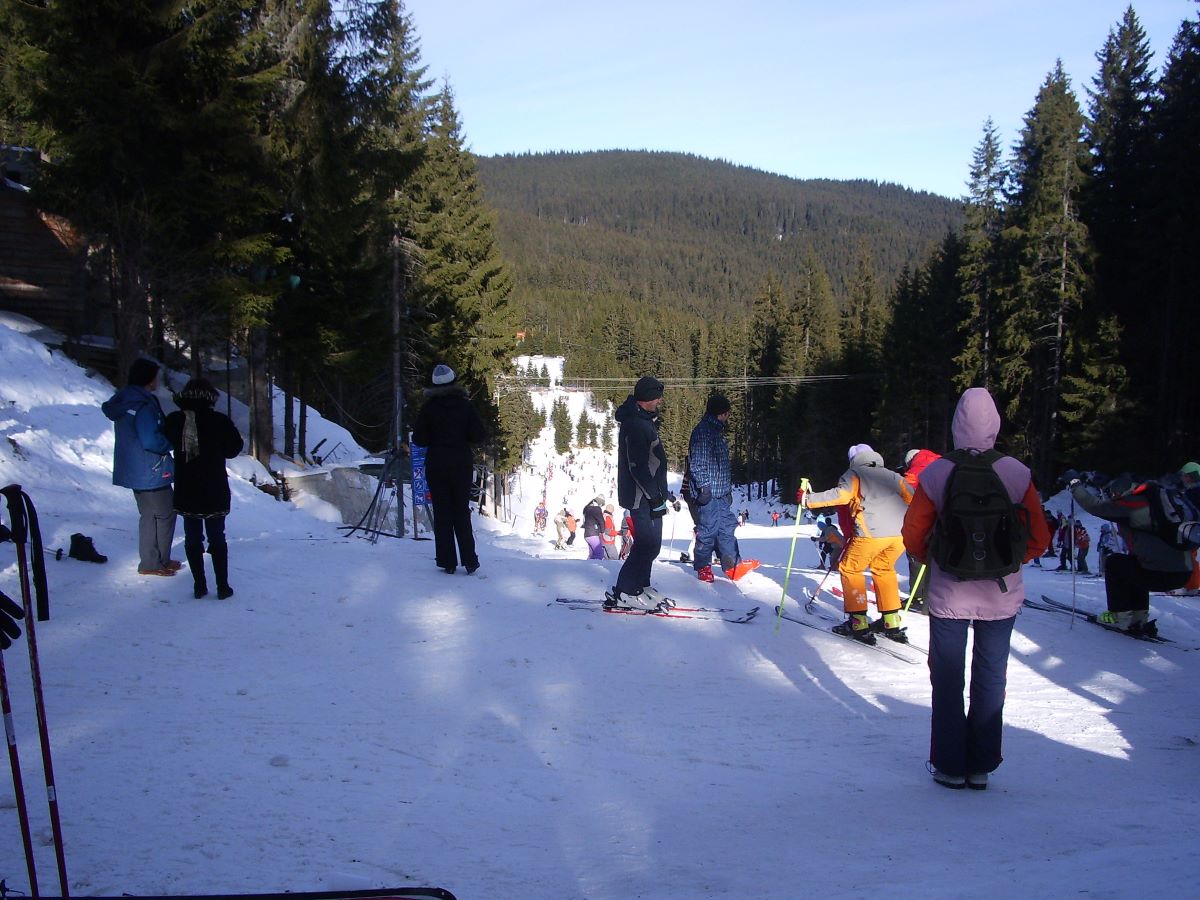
[427,460,478,570]
[615,504,662,595]
[1103,553,1189,613]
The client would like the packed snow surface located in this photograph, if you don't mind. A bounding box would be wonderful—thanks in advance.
[1,323,1198,898]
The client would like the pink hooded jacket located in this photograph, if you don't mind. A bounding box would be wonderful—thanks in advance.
[901,388,1051,620]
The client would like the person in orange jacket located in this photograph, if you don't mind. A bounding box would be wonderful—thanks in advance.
[804,445,914,642]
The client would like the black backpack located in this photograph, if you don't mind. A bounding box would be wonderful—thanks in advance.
[929,449,1029,587]
[1139,481,1200,551]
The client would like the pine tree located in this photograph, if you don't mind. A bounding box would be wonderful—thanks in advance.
[406,85,515,391]
[956,119,1008,390]
[551,398,573,455]
[995,62,1093,482]
[1139,10,1200,463]
[1084,5,1156,326]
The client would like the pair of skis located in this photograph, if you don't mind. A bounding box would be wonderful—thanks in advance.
[554,596,760,624]
[776,596,926,665]
[1022,595,1193,650]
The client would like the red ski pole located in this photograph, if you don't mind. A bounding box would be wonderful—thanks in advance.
[3,486,68,896]
[0,639,39,897]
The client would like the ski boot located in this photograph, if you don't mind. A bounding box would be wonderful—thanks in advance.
[604,589,663,612]
[1126,610,1157,638]
[872,610,909,643]
[641,586,674,609]
[697,565,715,583]
[832,612,876,644]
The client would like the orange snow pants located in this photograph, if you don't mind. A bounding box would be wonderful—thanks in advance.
[838,535,906,614]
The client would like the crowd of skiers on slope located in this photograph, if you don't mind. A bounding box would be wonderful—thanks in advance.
[11,362,1190,798]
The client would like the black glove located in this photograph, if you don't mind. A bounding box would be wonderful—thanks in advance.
[696,485,712,507]
[649,497,669,519]
[669,492,681,512]
[0,590,25,650]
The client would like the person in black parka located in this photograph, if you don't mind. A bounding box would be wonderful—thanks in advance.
[411,364,487,575]
[163,378,244,599]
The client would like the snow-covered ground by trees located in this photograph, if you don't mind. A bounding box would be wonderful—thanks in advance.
[1,320,1198,898]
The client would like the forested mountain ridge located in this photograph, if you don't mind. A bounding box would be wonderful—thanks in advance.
[476,150,963,320]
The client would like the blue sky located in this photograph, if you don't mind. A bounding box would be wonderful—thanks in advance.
[407,1,1191,199]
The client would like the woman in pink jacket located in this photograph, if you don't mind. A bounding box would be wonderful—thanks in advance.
[902,388,1050,791]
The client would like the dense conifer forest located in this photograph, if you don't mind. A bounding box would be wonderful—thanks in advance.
[1,2,1195,496]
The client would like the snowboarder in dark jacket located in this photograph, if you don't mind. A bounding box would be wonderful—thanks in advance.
[608,376,669,610]
[163,378,244,599]
[411,365,487,575]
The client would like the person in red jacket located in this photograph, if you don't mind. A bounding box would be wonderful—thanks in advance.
[901,448,941,612]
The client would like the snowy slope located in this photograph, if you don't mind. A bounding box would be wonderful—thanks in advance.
[0,324,1198,898]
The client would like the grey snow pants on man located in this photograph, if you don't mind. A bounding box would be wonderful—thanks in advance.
[133,485,177,570]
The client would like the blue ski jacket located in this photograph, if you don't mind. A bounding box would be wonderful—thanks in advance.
[101,385,174,491]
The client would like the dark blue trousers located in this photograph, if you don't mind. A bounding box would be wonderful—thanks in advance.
[615,504,662,595]
[693,495,739,572]
[928,615,1016,777]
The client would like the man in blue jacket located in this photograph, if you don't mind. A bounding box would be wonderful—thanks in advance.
[101,359,178,576]
[688,393,758,582]
[607,376,671,610]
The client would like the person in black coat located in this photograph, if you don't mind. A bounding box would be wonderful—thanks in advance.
[609,376,670,609]
[411,365,487,574]
[163,378,244,599]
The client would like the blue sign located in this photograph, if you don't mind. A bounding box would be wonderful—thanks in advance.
[411,444,430,508]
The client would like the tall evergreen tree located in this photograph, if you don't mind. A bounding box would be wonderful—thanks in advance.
[1139,8,1200,463]
[1083,5,1156,324]
[405,85,516,425]
[995,61,1092,483]
[956,119,1008,390]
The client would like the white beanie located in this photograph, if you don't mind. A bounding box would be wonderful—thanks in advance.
[904,449,920,466]
[847,443,874,461]
[432,364,456,386]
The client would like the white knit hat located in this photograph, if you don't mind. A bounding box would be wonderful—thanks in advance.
[432,364,456,385]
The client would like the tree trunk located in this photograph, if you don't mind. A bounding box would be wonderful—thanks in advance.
[248,326,273,468]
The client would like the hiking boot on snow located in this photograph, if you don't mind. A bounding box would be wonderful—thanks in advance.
[832,612,876,644]
[966,772,989,791]
[872,610,909,643]
[697,565,715,583]
[68,533,107,564]
[724,559,761,581]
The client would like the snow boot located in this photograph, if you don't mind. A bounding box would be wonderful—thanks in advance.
[832,612,876,644]
[186,544,208,599]
[697,565,715,583]
[966,772,989,791]
[872,610,909,643]
[210,544,233,599]
[68,533,107,563]
[724,559,761,581]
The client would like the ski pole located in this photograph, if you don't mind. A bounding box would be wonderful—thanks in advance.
[0,639,38,898]
[1,487,67,896]
[903,564,927,612]
[1069,491,1077,630]
[775,478,810,632]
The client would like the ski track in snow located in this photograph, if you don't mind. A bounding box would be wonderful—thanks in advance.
[0,331,1197,898]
